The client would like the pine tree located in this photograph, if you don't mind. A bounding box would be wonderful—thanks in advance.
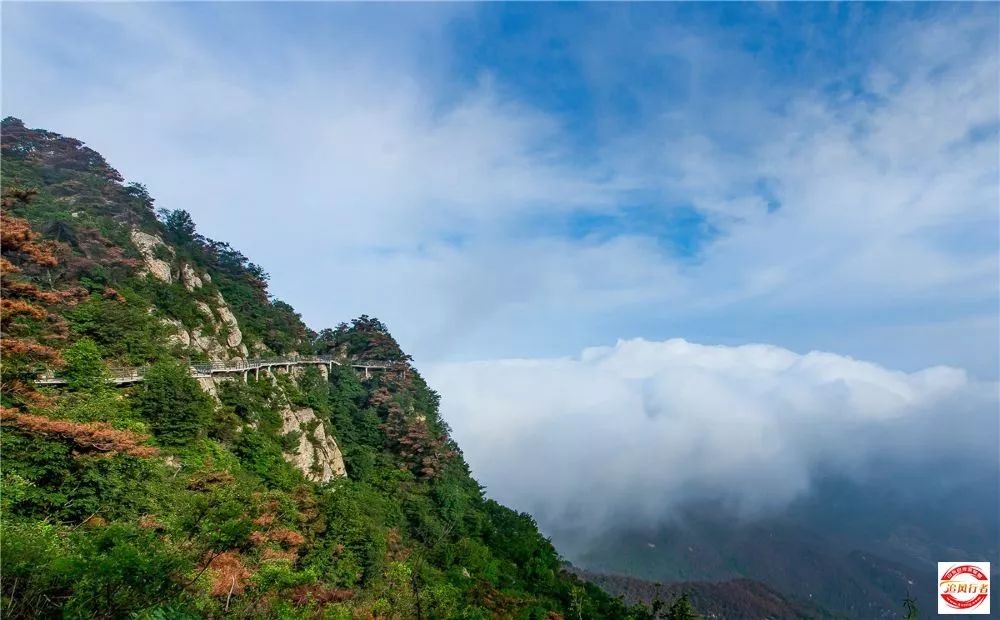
[159,208,199,246]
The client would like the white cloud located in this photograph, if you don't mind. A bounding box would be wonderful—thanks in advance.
[611,15,1000,319]
[2,4,996,375]
[427,338,997,532]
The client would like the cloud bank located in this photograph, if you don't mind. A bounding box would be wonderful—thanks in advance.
[428,339,998,532]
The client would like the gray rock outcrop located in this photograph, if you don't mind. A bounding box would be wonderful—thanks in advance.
[280,408,347,483]
[130,230,174,283]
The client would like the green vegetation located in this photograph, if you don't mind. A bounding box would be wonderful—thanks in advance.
[65,290,170,365]
[61,337,108,392]
[0,117,665,618]
[133,360,215,445]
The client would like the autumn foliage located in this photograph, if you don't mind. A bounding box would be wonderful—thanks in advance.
[0,407,157,458]
[1,189,87,405]
[1,192,58,267]
[371,386,455,478]
[1,118,125,183]
[205,552,252,597]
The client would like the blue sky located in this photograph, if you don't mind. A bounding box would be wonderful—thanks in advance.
[3,2,998,378]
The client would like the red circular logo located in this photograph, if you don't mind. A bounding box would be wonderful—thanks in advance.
[940,564,989,610]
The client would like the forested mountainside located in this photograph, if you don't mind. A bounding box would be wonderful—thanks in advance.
[567,570,835,620]
[0,116,657,619]
[557,488,964,619]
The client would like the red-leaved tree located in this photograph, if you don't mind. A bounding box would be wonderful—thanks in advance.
[1,188,84,406]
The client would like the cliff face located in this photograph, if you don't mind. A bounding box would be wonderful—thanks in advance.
[0,117,641,619]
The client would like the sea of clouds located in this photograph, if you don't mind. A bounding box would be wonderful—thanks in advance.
[427,338,998,534]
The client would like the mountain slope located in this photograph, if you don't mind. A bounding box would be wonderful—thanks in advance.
[551,456,999,620]
[568,569,836,620]
[0,117,645,619]
[565,524,919,619]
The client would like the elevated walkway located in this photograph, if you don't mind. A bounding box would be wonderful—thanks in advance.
[35,355,400,386]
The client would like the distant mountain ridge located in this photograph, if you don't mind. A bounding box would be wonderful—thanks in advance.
[552,486,997,619]
[568,568,836,620]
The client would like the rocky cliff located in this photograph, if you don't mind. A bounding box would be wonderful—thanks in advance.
[130,228,250,360]
[280,407,347,483]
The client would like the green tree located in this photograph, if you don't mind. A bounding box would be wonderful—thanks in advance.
[62,337,108,392]
[903,593,919,619]
[124,181,154,208]
[133,360,213,444]
[159,208,198,246]
[666,593,700,620]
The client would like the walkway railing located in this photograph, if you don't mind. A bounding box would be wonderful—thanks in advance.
[35,355,401,386]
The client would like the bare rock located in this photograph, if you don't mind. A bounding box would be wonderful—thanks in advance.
[130,230,174,283]
[190,326,227,359]
[161,316,190,347]
[280,408,347,483]
[196,376,218,398]
[180,263,204,291]
[194,301,215,321]
[214,292,244,349]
